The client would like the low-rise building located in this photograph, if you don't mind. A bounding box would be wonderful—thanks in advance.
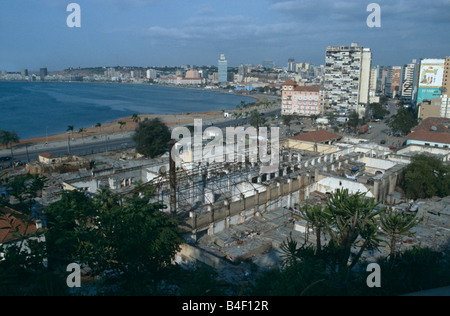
[0,207,46,262]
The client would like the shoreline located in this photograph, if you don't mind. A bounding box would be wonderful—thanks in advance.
[1,80,277,146]
[15,92,278,147]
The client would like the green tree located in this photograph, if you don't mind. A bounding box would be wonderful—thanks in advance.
[295,204,327,255]
[281,115,295,129]
[369,103,390,119]
[249,109,267,130]
[67,125,74,138]
[323,189,382,273]
[131,114,141,124]
[78,128,86,140]
[347,110,360,134]
[44,188,183,294]
[0,130,20,167]
[133,118,171,158]
[387,107,417,136]
[403,154,450,199]
[7,173,47,215]
[380,211,421,259]
[83,189,183,293]
[118,120,126,131]
[44,190,97,268]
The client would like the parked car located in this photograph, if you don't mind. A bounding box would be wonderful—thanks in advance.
[0,156,12,162]
[380,140,386,144]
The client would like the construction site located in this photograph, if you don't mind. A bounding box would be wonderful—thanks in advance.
[19,128,449,283]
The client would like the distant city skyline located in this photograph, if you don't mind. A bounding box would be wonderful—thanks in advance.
[1,0,449,72]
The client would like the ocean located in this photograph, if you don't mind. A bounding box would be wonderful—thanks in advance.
[0,81,255,140]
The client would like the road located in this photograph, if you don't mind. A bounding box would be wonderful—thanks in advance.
[358,100,406,148]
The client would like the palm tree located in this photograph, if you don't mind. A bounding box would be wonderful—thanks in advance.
[78,128,86,139]
[67,125,74,139]
[0,130,20,168]
[131,114,140,124]
[380,210,422,259]
[118,121,126,134]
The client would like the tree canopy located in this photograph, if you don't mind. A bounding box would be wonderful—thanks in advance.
[386,107,417,136]
[403,154,450,199]
[133,118,171,158]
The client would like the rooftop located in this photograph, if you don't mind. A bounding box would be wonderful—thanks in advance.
[289,130,342,144]
[406,130,450,145]
[0,207,41,244]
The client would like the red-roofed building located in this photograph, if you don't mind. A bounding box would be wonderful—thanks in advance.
[281,80,323,116]
[406,130,450,148]
[406,118,450,148]
[0,207,46,261]
[289,130,342,145]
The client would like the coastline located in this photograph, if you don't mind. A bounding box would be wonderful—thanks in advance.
[15,91,278,147]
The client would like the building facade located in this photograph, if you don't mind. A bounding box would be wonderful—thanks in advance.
[324,43,372,116]
[281,79,322,116]
[218,54,228,83]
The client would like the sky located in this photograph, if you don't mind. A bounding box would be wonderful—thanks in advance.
[0,0,449,71]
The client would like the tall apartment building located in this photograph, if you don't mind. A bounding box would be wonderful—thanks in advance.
[390,66,403,98]
[401,62,418,102]
[218,54,228,83]
[281,79,322,116]
[324,43,372,116]
[288,59,296,72]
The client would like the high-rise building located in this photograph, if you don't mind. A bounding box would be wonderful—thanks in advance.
[218,54,228,83]
[416,58,445,104]
[40,67,48,81]
[401,62,418,102]
[390,66,403,98]
[21,69,28,77]
[324,43,372,116]
[288,59,296,72]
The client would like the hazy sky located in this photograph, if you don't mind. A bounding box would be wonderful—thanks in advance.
[0,0,449,71]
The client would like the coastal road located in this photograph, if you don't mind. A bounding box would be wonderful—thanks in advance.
[1,108,281,165]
